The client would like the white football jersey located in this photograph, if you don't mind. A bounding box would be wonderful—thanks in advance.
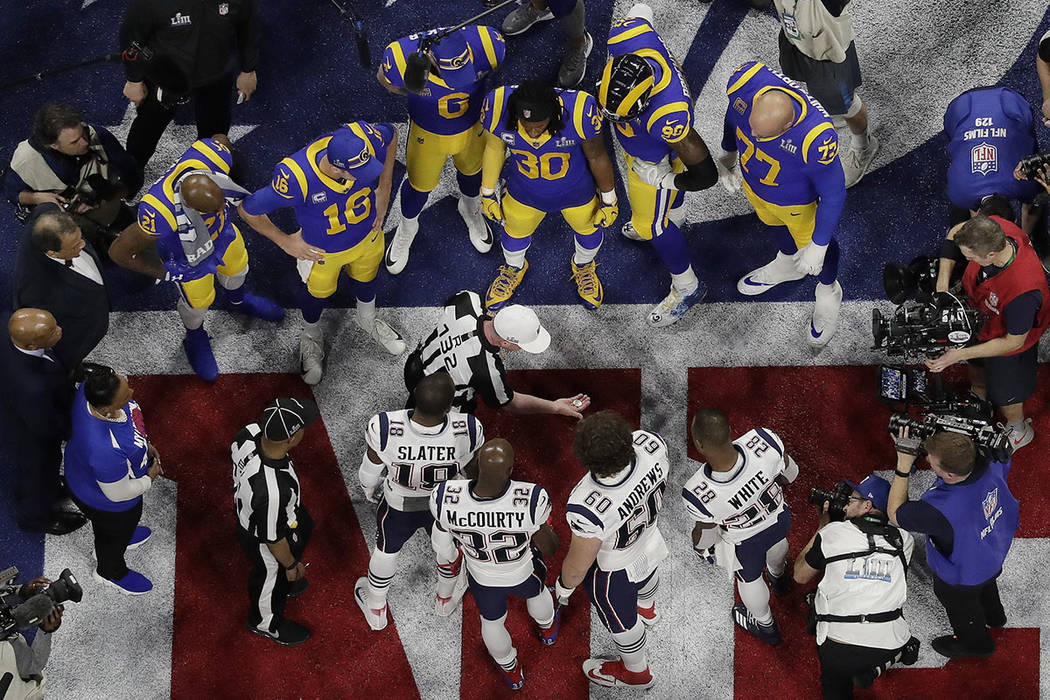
[365,410,483,510]
[681,428,790,545]
[430,478,551,587]
[565,430,669,576]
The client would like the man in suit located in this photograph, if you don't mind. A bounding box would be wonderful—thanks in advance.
[12,205,110,369]
[3,308,87,534]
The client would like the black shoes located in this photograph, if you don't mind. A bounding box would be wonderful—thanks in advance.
[288,578,309,599]
[932,634,995,659]
[23,510,88,536]
[767,567,791,597]
[248,619,311,647]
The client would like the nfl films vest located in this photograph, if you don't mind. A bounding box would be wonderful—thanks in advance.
[9,127,111,194]
[962,216,1050,351]
[920,460,1018,586]
[0,639,45,700]
[944,87,1038,210]
[773,0,856,63]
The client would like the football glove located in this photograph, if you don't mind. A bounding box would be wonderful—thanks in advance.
[718,152,742,194]
[632,157,677,190]
[794,241,828,276]
[480,187,503,222]
[592,191,618,228]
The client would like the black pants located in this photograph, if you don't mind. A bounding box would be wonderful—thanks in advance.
[125,76,235,169]
[14,433,63,530]
[933,572,1003,652]
[237,507,314,632]
[71,495,142,580]
[817,640,899,700]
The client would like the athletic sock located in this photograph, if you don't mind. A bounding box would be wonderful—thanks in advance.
[737,576,773,625]
[480,615,517,671]
[400,180,430,220]
[573,228,602,265]
[366,550,398,607]
[611,621,648,672]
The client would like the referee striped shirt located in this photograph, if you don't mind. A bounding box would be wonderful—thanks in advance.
[415,290,513,410]
[232,423,301,543]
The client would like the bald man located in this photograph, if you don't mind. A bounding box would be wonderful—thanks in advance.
[110,138,282,381]
[2,309,87,534]
[430,439,559,691]
[720,61,847,347]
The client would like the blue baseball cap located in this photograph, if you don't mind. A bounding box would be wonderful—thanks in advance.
[431,33,475,89]
[326,124,383,186]
[844,475,891,512]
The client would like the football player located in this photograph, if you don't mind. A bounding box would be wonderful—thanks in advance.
[596,4,719,327]
[682,409,798,647]
[239,122,406,385]
[378,25,506,274]
[720,60,847,347]
[355,373,484,630]
[556,410,667,689]
[430,439,560,691]
[109,137,283,381]
[478,79,617,311]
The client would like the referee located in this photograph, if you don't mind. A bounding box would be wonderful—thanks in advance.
[406,290,589,417]
[232,397,317,647]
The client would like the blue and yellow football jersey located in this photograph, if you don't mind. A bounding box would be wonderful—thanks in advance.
[241,122,394,253]
[481,86,602,209]
[138,138,241,268]
[381,25,505,136]
[722,61,845,246]
[606,16,694,162]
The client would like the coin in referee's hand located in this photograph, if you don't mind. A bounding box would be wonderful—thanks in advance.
[572,399,584,409]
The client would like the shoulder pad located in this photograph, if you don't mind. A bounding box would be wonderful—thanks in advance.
[646,100,692,144]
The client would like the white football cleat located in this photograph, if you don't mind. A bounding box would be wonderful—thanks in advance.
[626,3,655,24]
[737,252,806,296]
[842,135,880,188]
[299,332,324,385]
[434,569,469,617]
[647,282,707,327]
[458,196,493,253]
[358,317,407,355]
[354,577,389,631]
[621,220,645,241]
[807,281,843,348]
[1007,419,1035,451]
[385,217,419,275]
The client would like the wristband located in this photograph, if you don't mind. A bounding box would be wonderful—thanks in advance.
[480,186,496,196]
[894,469,912,478]
[284,559,300,571]
[599,189,617,205]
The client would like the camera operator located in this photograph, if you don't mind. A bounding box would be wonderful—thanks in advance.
[794,475,918,699]
[1,577,64,700]
[6,102,140,254]
[926,214,1050,451]
[887,429,1018,658]
[120,0,261,171]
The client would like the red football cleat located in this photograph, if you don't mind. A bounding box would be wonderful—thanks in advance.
[582,658,654,688]
[499,660,525,691]
[637,603,661,627]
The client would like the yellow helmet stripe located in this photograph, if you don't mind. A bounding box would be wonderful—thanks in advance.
[598,58,615,107]
[162,159,212,200]
[617,77,654,116]
[608,22,652,45]
[633,49,671,94]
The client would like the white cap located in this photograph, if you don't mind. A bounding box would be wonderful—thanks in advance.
[492,305,551,354]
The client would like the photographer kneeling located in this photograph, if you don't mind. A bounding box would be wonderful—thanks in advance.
[1,574,74,700]
[930,213,1050,451]
[795,476,918,699]
[888,429,1018,658]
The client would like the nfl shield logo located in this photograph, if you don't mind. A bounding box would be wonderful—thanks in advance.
[983,487,999,519]
[971,142,998,175]
[988,291,999,309]
[218,3,229,15]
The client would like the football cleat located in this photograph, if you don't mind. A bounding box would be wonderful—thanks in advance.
[558,32,593,88]
[435,569,469,617]
[637,603,661,627]
[538,589,561,645]
[767,567,791,597]
[485,261,529,310]
[354,577,389,631]
[582,658,654,688]
[570,260,603,309]
[647,282,707,327]
[385,217,419,275]
[501,1,553,35]
[183,327,219,382]
[737,252,806,296]
[299,332,324,385]
[359,318,407,356]
[232,292,285,322]
[620,220,645,241]
[808,281,843,348]
[458,196,493,254]
[499,660,525,691]
[842,135,880,189]
[732,603,782,646]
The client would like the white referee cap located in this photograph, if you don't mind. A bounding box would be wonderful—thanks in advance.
[262,397,319,441]
[493,305,551,354]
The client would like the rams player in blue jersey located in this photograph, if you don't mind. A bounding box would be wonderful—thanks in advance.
[109,137,283,381]
[378,25,505,274]
[719,61,847,347]
[478,80,617,310]
[596,4,719,327]
[239,123,406,385]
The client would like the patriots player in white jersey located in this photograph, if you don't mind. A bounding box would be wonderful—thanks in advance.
[355,373,484,630]
[682,409,799,646]
[556,411,668,689]
[431,439,559,692]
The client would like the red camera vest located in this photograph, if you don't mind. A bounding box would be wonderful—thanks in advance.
[962,216,1050,352]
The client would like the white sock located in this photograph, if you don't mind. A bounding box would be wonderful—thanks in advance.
[815,281,840,299]
[853,129,871,150]
[573,237,601,265]
[526,588,555,628]
[459,194,481,212]
[398,215,419,239]
[671,266,698,294]
[611,621,648,672]
[366,550,399,607]
[356,298,376,330]
[737,576,773,625]
[766,539,788,577]
[637,571,659,606]
[480,615,517,671]
[502,245,528,268]
[176,296,206,330]
[303,320,322,341]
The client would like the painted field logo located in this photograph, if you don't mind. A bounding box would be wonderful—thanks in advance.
[971,142,998,174]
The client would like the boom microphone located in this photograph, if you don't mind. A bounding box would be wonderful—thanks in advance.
[329,0,372,68]
[11,595,54,630]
